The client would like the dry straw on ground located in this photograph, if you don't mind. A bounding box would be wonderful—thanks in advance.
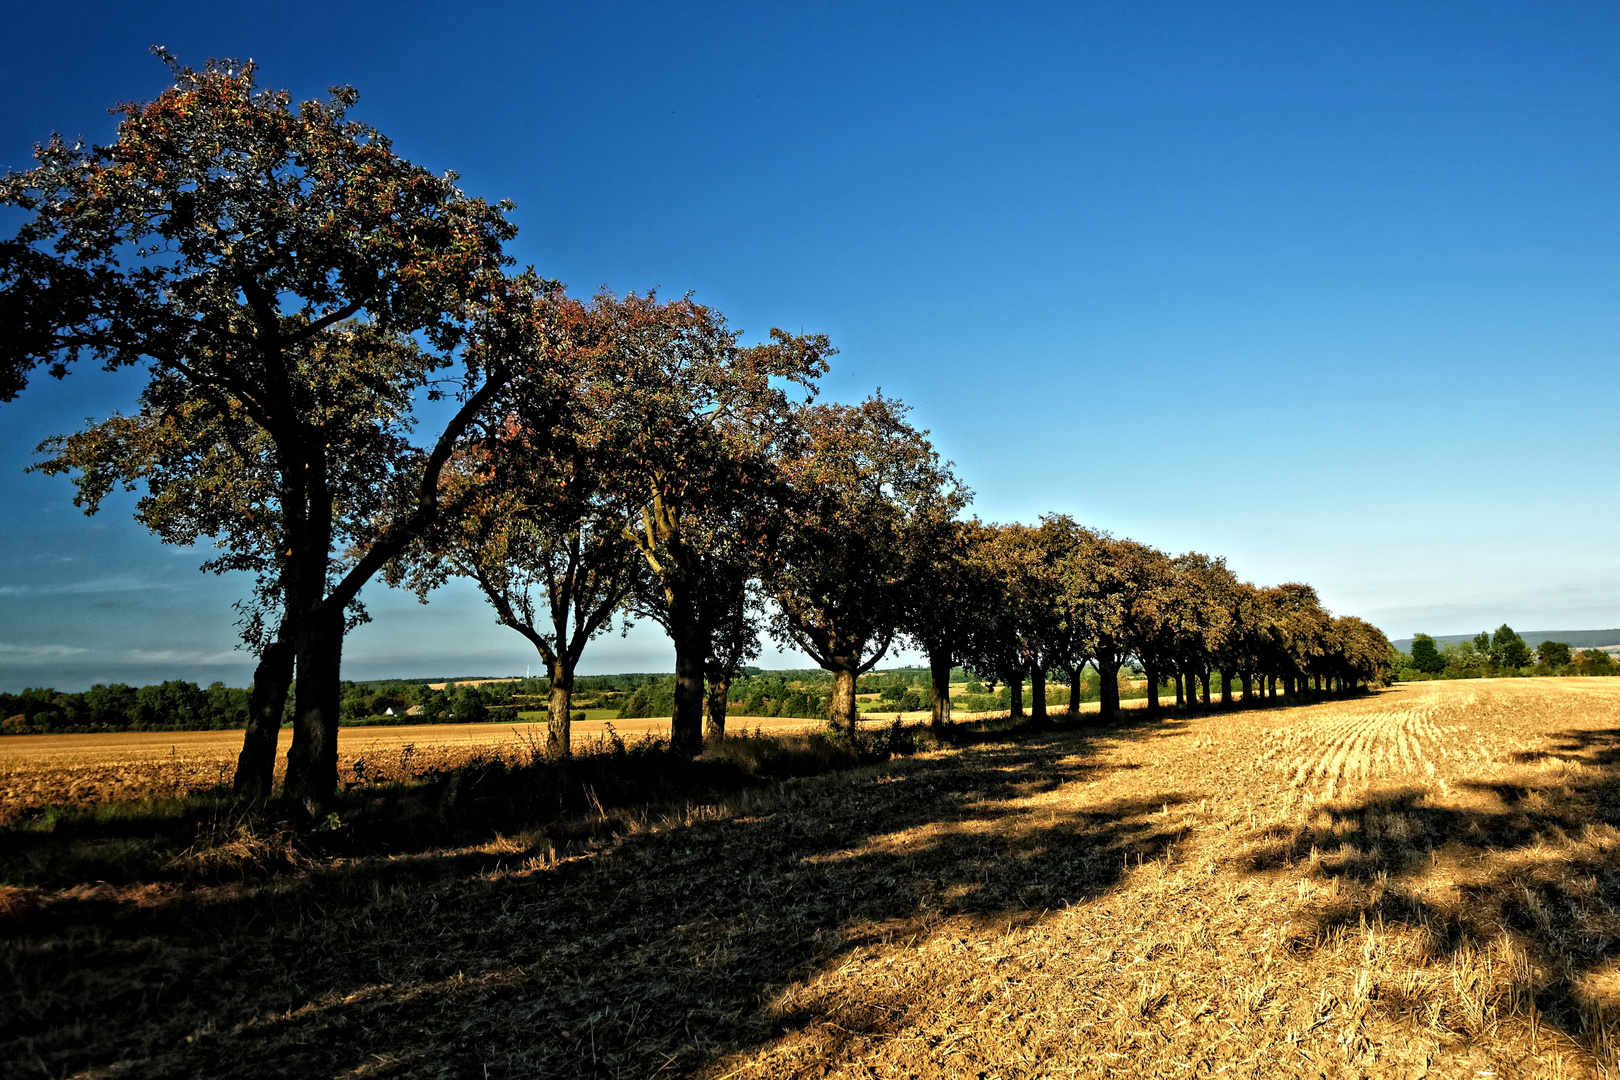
[5,678,1620,1078]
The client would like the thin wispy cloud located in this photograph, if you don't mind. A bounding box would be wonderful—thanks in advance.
[0,575,181,598]
[0,642,90,662]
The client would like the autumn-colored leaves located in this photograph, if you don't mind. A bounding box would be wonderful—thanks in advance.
[0,52,1390,809]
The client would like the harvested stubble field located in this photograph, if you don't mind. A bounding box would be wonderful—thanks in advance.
[0,713,952,826]
[6,678,1620,1078]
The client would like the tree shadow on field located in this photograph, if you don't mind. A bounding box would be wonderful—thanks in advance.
[1,713,1203,1080]
[1227,725,1620,1051]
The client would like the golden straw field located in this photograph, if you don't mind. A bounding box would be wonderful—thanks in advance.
[0,713,921,825]
[6,677,1620,1078]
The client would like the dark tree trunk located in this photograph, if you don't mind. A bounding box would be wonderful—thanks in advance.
[234,635,294,798]
[831,666,859,734]
[1007,674,1025,719]
[928,653,953,734]
[1067,666,1083,717]
[649,570,709,755]
[1174,671,1184,707]
[1098,654,1122,717]
[1241,672,1254,702]
[1144,661,1161,715]
[1220,669,1233,708]
[671,638,706,754]
[1198,670,1211,707]
[284,607,345,813]
[1030,665,1047,721]
[546,659,574,759]
[705,675,731,743]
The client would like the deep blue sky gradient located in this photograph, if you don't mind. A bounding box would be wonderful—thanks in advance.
[2,2,1617,690]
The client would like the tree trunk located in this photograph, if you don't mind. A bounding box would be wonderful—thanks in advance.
[1198,670,1211,707]
[831,666,859,734]
[1144,661,1161,715]
[671,641,705,754]
[1174,671,1184,707]
[1067,666,1082,717]
[1220,669,1233,708]
[546,659,573,759]
[705,675,731,743]
[284,607,345,813]
[1007,675,1025,719]
[233,636,293,798]
[928,653,952,734]
[652,573,709,754]
[1030,665,1047,721]
[1098,654,1121,718]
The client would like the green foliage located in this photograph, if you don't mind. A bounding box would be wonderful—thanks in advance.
[1409,634,1446,674]
[0,680,251,734]
[1393,626,1619,682]
[857,668,931,694]
[339,681,419,722]
[1443,639,1492,678]
[1577,650,1616,675]
[1537,640,1573,668]
[617,677,678,719]
[727,674,830,719]
[449,684,492,723]
[1490,624,1532,670]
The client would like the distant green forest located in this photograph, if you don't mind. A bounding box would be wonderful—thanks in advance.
[1,664,1162,735]
[1390,625,1620,682]
[1389,629,1620,652]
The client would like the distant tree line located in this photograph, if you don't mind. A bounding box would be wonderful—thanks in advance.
[0,678,540,735]
[1,681,250,735]
[1395,626,1618,680]
[0,54,1390,806]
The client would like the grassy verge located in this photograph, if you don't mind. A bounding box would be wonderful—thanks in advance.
[0,710,1102,893]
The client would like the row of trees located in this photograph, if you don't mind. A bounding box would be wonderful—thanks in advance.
[925,519,1392,727]
[0,677,528,735]
[0,680,250,735]
[0,54,1389,809]
[1400,629,1619,679]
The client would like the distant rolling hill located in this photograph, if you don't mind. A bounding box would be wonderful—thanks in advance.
[1390,629,1620,653]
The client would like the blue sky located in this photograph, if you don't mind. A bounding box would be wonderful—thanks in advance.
[2,1,1618,691]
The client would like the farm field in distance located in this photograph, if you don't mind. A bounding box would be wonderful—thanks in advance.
[0,706,1066,825]
[6,678,1620,1077]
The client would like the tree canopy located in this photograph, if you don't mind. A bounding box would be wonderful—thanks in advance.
[0,52,1403,802]
[0,51,539,805]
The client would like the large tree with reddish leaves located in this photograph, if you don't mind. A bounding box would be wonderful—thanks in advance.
[587,291,829,754]
[391,292,651,760]
[769,394,968,734]
[0,51,540,808]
